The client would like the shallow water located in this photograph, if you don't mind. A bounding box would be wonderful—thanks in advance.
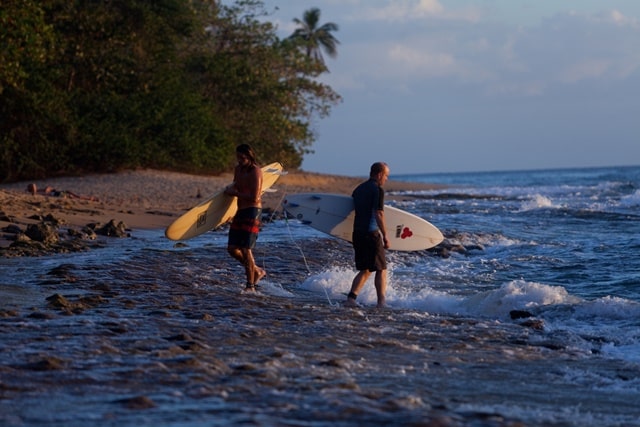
[2,166,640,426]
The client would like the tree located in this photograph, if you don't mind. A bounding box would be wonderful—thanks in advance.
[192,0,341,169]
[0,1,64,181]
[288,7,339,69]
[0,0,53,95]
[0,0,342,181]
[43,0,219,173]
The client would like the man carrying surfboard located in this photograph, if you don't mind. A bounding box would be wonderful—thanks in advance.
[345,162,390,308]
[224,144,266,291]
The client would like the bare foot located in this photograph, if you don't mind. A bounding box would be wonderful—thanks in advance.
[343,298,358,308]
[253,267,266,286]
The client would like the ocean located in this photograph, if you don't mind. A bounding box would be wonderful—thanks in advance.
[1,166,639,426]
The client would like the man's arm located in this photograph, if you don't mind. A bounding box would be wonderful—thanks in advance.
[241,167,262,203]
[375,209,390,249]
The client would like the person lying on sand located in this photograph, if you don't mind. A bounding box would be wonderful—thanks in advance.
[26,183,99,201]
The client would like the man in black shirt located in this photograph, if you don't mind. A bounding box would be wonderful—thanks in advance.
[345,162,390,308]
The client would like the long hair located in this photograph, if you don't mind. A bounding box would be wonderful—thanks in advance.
[236,144,258,165]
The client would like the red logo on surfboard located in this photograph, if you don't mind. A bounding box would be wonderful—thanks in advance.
[396,225,413,239]
[401,227,413,239]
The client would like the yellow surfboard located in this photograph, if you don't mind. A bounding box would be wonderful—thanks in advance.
[165,162,284,241]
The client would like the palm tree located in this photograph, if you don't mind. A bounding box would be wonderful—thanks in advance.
[288,7,339,67]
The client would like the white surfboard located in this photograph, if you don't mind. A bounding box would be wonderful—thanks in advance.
[283,193,444,251]
[165,162,284,241]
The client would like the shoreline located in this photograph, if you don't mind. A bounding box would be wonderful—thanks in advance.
[0,168,443,250]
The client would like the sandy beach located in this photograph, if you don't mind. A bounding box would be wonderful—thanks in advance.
[0,168,440,250]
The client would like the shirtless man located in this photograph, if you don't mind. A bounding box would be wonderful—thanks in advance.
[224,144,265,290]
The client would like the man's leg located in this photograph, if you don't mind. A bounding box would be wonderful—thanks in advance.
[345,270,371,306]
[374,269,387,308]
[240,248,256,289]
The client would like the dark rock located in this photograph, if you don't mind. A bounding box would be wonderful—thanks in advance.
[116,396,157,410]
[78,295,106,307]
[25,222,59,245]
[0,211,15,222]
[510,310,534,320]
[94,220,129,237]
[520,319,545,330]
[46,293,105,313]
[68,227,97,240]
[9,235,47,253]
[48,264,76,278]
[2,224,21,234]
[318,358,351,369]
[57,239,93,252]
[0,309,19,318]
[27,311,56,320]
[46,293,72,309]
[42,213,65,226]
[14,233,33,244]
[23,357,65,371]
[166,333,194,341]
[1,212,132,257]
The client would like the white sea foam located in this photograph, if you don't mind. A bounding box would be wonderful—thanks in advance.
[299,266,356,303]
[392,285,463,313]
[301,266,640,366]
[260,280,296,297]
[620,189,640,207]
[301,268,583,319]
[574,295,640,320]
[518,194,555,211]
[600,341,640,364]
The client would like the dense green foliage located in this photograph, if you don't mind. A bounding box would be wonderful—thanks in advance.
[0,0,341,182]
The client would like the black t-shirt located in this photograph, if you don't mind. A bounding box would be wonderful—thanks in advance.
[352,179,384,232]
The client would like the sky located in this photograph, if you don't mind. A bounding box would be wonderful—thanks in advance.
[259,0,640,175]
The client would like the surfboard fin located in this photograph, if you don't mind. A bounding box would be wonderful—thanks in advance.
[266,168,288,176]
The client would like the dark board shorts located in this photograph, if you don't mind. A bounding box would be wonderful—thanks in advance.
[228,207,261,249]
[352,230,387,272]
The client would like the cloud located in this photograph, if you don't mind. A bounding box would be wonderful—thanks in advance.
[528,11,640,85]
[358,0,481,23]
[485,81,545,97]
[558,59,611,83]
[271,1,640,99]
[388,44,455,76]
[361,0,442,21]
[360,7,638,94]
[598,9,639,27]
